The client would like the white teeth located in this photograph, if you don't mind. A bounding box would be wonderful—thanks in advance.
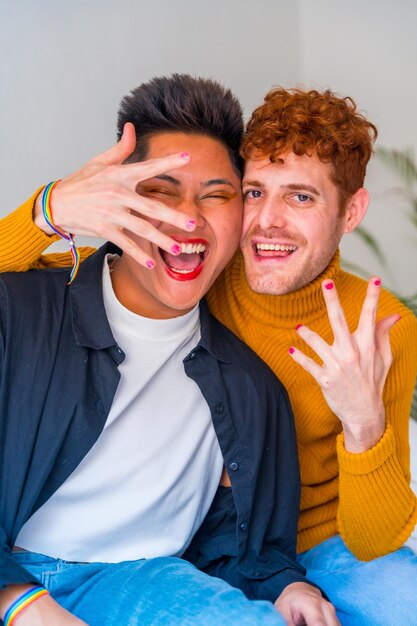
[170,268,194,274]
[179,242,206,254]
[256,243,297,251]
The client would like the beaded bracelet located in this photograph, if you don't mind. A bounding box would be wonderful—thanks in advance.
[4,585,48,626]
[42,181,80,284]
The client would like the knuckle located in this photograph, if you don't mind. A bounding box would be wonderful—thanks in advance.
[96,225,114,239]
[102,183,122,199]
[342,349,360,368]
[105,164,120,177]
[139,220,155,237]
[319,376,331,389]
[125,244,144,260]
[363,304,376,319]
[328,603,337,615]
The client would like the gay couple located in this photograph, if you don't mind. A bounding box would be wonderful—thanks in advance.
[0,74,416,626]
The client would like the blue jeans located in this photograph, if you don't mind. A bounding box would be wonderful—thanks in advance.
[10,551,285,626]
[297,534,417,625]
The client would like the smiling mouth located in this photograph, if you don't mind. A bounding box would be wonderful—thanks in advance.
[159,240,209,281]
[253,242,297,259]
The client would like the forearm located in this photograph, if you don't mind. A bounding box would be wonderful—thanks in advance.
[337,424,417,560]
[338,312,417,559]
[0,583,88,625]
[0,188,59,272]
[0,188,99,272]
[0,583,38,620]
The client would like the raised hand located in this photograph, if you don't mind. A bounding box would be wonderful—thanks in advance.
[275,582,340,625]
[33,122,196,268]
[289,277,400,452]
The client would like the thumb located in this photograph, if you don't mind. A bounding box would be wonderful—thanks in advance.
[92,122,137,166]
[376,313,401,337]
[375,313,401,353]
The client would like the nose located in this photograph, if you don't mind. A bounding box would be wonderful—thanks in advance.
[178,198,206,230]
[256,197,288,230]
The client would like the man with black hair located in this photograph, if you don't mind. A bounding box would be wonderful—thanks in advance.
[0,76,337,626]
[4,80,417,625]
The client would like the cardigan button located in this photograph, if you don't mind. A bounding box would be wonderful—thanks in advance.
[239,521,248,531]
[229,462,239,471]
[215,403,224,414]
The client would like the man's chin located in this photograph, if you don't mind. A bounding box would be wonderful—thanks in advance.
[243,265,301,296]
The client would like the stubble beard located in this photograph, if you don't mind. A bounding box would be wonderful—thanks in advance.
[242,243,340,296]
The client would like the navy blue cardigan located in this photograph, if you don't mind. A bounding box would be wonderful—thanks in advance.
[0,243,311,602]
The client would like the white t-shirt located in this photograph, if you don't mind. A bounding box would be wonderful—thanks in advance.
[16,256,223,562]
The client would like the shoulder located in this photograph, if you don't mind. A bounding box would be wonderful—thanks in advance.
[339,270,416,317]
[0,268,69,331]
[204,304,289,397]
[0,266,69,299]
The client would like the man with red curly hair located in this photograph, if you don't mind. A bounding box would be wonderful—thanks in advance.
[2,85,417,623]
[207,87,417,623]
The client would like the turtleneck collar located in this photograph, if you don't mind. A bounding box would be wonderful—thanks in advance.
[229,249,342,328]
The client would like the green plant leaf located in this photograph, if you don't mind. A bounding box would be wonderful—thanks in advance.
[354,225,387,266]
[375,147,417,187]
[374,146,417,421]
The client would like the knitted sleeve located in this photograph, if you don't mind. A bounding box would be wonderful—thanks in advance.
[337,307,417,560]
[0,189,95,271]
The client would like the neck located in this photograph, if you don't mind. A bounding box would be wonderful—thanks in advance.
[110,256,193,320]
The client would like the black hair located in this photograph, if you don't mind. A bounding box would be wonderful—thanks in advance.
[117,73,243,175]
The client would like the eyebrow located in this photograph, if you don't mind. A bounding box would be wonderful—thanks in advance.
[242,179,266,188]
[154,175,237,189]
[154,174,180,186]
[284,183,321,195]
[242,179,320,196]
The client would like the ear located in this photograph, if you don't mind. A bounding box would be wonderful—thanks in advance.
[343,188,369,234]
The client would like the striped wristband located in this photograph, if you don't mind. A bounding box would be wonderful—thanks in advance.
[41,180,80,284]
[4,585,48,626]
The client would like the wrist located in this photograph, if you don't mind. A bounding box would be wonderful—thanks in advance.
[1,584,48,624]
[33,188,55,236]
[343,417,385,453]
[0,584,34,620]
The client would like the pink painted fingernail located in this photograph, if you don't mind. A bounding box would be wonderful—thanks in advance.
[146,259,155,269]
[289,347,295,355]
[324,281,334,290]
[186,219,196,230]
[374,278,381,286]
[171,244,181,255]
[181,152,190,160]
[295,324,303,331]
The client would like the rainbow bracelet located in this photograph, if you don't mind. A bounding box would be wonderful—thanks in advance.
[4,585,48,626]
[41,181,80,284]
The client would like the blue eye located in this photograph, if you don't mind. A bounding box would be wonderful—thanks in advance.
[244,189,262,199]
[296,194,311,202]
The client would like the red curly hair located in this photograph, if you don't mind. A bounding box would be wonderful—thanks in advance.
[241,87,378,208]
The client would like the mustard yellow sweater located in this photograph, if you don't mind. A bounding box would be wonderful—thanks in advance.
[2,190,417,560]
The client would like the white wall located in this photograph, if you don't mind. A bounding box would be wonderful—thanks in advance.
[0,0,300,213]
[1,0,416,298]
[298,0,417,297]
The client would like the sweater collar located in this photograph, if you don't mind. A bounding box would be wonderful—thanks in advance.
[229,249,342,328]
